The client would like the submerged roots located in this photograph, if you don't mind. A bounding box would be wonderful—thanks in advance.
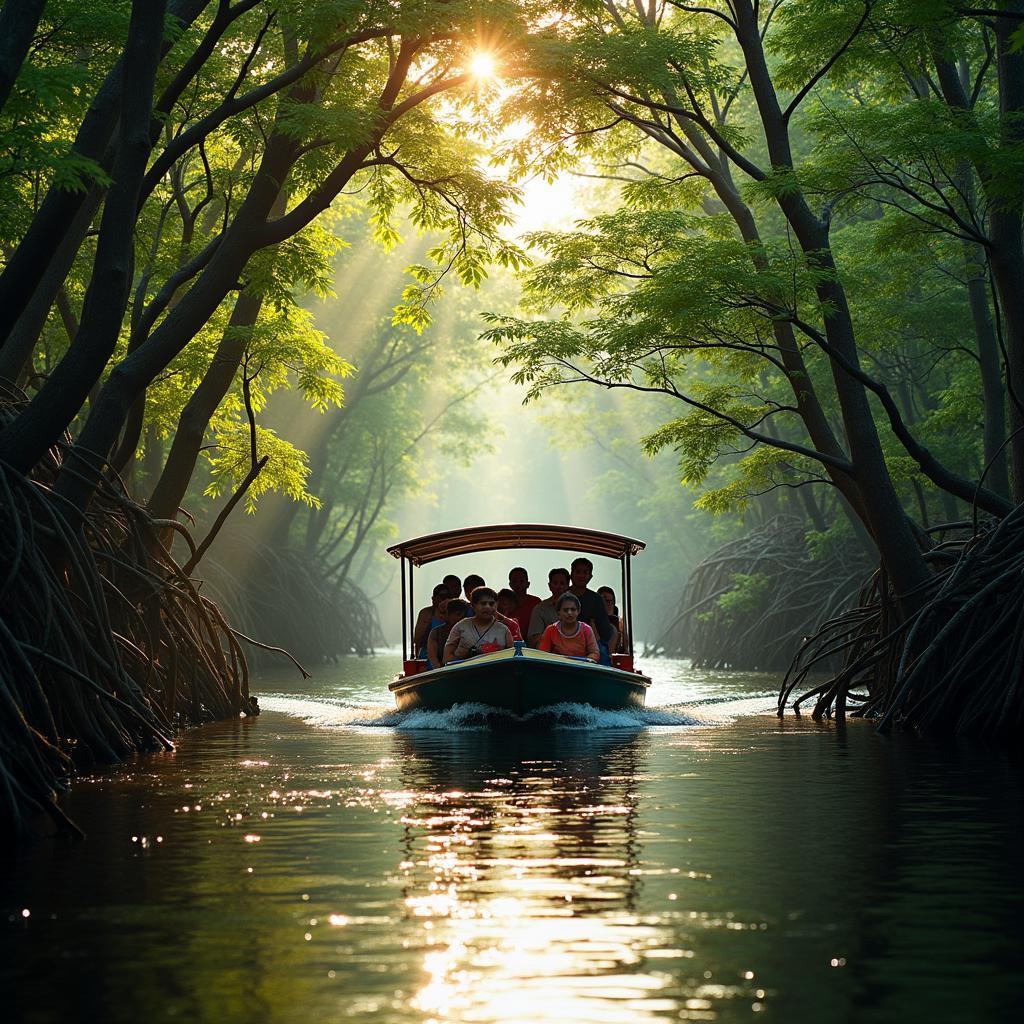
[0,454,257,841]
[780,509,1024,736]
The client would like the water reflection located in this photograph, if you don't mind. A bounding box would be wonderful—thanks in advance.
[391,730,675,1022]
[2,658,1023,1024]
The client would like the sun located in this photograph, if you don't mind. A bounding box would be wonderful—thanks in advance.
[469,51,497,79]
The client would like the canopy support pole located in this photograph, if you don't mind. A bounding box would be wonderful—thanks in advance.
[620,555,627,653]
[625,553,634,657]
[407,558,416,660]
[400,556,407,660]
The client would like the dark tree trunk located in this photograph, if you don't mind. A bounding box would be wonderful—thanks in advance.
[963,242,1009,497]
[644,81,875,541]
[147,289,264,521]
[931,13,1024,503]
[990,5,1024,502]
[44,42,419,514]
[733,0,932,602]
[0,186,104,384]
[0,0,208,353]
[0,0,168,476]
[49,123,319,511]
[796,484,828,533]
[0,0,47,115]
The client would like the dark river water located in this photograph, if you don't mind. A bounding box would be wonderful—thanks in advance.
[3,654,1023,1023]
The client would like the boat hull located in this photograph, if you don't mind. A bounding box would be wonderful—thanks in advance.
[389,646,650,715]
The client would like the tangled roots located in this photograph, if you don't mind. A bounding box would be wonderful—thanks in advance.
[779,508,1024,736]
[650,516,869,671]
[0,455,257,841]
[203,537,385,666]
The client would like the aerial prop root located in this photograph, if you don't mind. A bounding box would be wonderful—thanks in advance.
[0,427,262,841]
[651,515,869,671]
[778,509,1024,736]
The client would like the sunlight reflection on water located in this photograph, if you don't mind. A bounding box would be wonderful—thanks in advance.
[3,654,1022,1024]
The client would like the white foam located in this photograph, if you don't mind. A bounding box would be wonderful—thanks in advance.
[354,701,709,731]
[258,692,772,732]
[257,694,389,728]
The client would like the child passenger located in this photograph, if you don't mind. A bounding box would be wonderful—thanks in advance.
[537,593,599,662]
[426,599,467,668]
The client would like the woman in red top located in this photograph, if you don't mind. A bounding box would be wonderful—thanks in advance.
[538,593,599,661]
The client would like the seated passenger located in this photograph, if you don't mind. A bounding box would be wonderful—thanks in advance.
[597,586,628,654]
[462,575,522,639]
[444,587,513,663]
[413,583,449,658]
[497,588,518,618]
[427,599,467,668]
[443,574,462,603]
[527,567,570,646]
[462,574,485,605]
[537,593,599,662]
[507,567,540,636]
[570,556,616,664]
[497,606,523,642]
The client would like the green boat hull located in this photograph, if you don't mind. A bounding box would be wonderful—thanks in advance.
[389,646,650,715]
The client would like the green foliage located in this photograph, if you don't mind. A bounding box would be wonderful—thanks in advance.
[700,572,771,626]
[204,422,321,512]
[3,0,1018,609]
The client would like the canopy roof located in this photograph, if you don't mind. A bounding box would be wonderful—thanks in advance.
[387,524,646,567]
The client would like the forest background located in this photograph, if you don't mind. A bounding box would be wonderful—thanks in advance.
[2,0,1024,836]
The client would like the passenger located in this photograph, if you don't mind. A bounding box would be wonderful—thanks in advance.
[427,599,467,668]
[527,567,570,646]
[462,574,485,605]
[462,575,522,639]
[413,583,449,658]
[443,574,462,603]
[569,557,616,664]
[496,590,524,642]
[597,586,628,654]
[444,587,513,663]
[507,567,540,636]
[537,593,599,662]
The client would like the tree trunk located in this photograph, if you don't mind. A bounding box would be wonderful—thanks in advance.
[931,13,1024,503]
[147,289,264,522]
[733,0,932,602]
[0,0,168,476]
[0,0,207,352]
[49,121,316,511]
[650,83,875,539]
[45,42,420,514]
[796,484,828,533]
[0,0,47,115]
[963,241,1009,498]
[990,6,1024,502]
[0,186,103,384]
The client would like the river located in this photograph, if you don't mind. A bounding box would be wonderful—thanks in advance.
[3,653,1022,1023]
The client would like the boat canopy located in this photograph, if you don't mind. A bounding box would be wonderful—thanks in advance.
[387,523,646,567]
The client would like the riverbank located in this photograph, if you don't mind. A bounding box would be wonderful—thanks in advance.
[3,655,1022,1023]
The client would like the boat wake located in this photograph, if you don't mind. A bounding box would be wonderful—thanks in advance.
[363,701,709,730]
[256,693,773,731]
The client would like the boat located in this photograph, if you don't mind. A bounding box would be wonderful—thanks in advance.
[386,524,652,714]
